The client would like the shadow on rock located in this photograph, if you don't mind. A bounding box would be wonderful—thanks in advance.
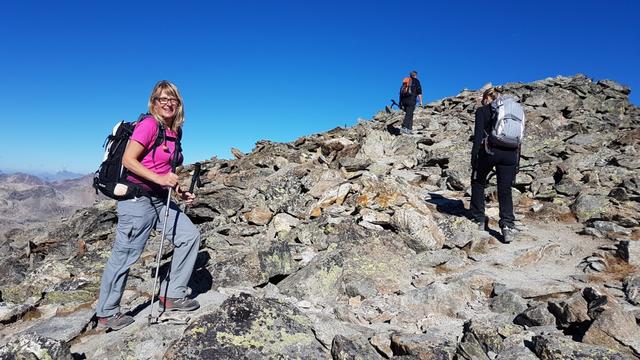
[128,251,213,318]
[386,124,401,136]
[427,193,502,240]
[426,193,471,219]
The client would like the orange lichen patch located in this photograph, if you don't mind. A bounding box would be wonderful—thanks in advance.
[356,195,369,207]
[585,256,637,284]
[376,283,401,296]
[605,256,638,281]
[309,207,322,218]
[376,192,399,208]
[348,296,362,307]
[479,283,494,298]
[553,211,577,223]
[23,308,43,321]
[462,238,498,255]
[434,264,453,275]
[77,239,87,256]
[518,197,536,207]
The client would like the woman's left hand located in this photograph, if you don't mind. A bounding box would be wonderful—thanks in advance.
[176,186,196,204]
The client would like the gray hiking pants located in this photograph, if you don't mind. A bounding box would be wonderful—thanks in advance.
[96,196,201,318]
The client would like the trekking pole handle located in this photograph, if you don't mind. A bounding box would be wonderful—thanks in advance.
[189,162,202,194]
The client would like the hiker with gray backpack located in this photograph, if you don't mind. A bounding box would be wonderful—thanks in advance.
[470,88,525,243]
[94,80,201,330]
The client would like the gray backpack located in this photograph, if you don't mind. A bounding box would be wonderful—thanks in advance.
[489,95,525,148]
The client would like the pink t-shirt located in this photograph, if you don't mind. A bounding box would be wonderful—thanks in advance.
[126,116,182,194]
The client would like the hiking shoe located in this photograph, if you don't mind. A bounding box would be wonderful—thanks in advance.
[97,312,134,331]
[158,296,200,312]
[475,218,487,231]
[477,221,485,231]
[399,127,412,135]
[502,227,517,244]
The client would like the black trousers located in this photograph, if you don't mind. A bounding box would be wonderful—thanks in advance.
[401,103,416,130]
[470,147,518,229]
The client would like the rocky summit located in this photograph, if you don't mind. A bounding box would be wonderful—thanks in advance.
[0,74,639,359]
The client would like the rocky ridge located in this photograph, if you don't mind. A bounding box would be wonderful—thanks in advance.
[0,74,638,359]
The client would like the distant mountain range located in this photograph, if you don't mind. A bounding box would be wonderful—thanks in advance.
[0,170,87,183]
[0,171,100,238]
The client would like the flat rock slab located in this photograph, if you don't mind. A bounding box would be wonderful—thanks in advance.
[164,293,329,359]
[19,308,94,343]
[71,291,227,360]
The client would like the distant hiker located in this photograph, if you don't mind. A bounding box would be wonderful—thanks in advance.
[399,70,423,134]
[95,80,201,330]
[470,88,525,243]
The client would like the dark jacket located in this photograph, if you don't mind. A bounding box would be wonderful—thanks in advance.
[472,104,492,160]
[400,77,422,105]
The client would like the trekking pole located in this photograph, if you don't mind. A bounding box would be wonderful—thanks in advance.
[148,155,180,326]
[512,145,521,187]
[182,162,202,215]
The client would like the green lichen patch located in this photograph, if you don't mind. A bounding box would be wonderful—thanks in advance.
[164,293,327,359]
[42,289,96,305]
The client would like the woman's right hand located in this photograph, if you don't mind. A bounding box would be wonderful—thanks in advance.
[156,172,179,188]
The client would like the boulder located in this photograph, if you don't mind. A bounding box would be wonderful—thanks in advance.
[547,292,590,329]
[272,213,300,233]
[623,274,640,305]
[0,302,32,324]
[0,333,72,360]
[390,332,456,360]
[617,240,640,267]
[457,318,507,359]
[532,334,630,360]
[391,206,444,252]
[244,207,273,225]
[583,307,640,356]
[331,335,384,360]
[489,291,528,316]
[164,294,328,359]
[571,193,611,223]
[514,304,556,327]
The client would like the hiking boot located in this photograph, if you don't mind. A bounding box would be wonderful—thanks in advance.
[399,127,412,135]
[158,296,200,312]
[97,312,134,331]
[475,218,487,231]
[502,227,517,244]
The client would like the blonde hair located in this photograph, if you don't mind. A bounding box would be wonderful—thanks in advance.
[482,88,498,103]
[148,80,184,132]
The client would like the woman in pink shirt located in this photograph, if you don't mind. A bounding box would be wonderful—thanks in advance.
[95,81,201,330]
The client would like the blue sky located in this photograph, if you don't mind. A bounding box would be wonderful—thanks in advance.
[1,1,638,174]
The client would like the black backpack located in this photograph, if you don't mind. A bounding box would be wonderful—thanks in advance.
[93,114,182,199]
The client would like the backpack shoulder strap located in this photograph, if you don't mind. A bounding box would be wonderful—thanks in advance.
[137,113,149,122]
